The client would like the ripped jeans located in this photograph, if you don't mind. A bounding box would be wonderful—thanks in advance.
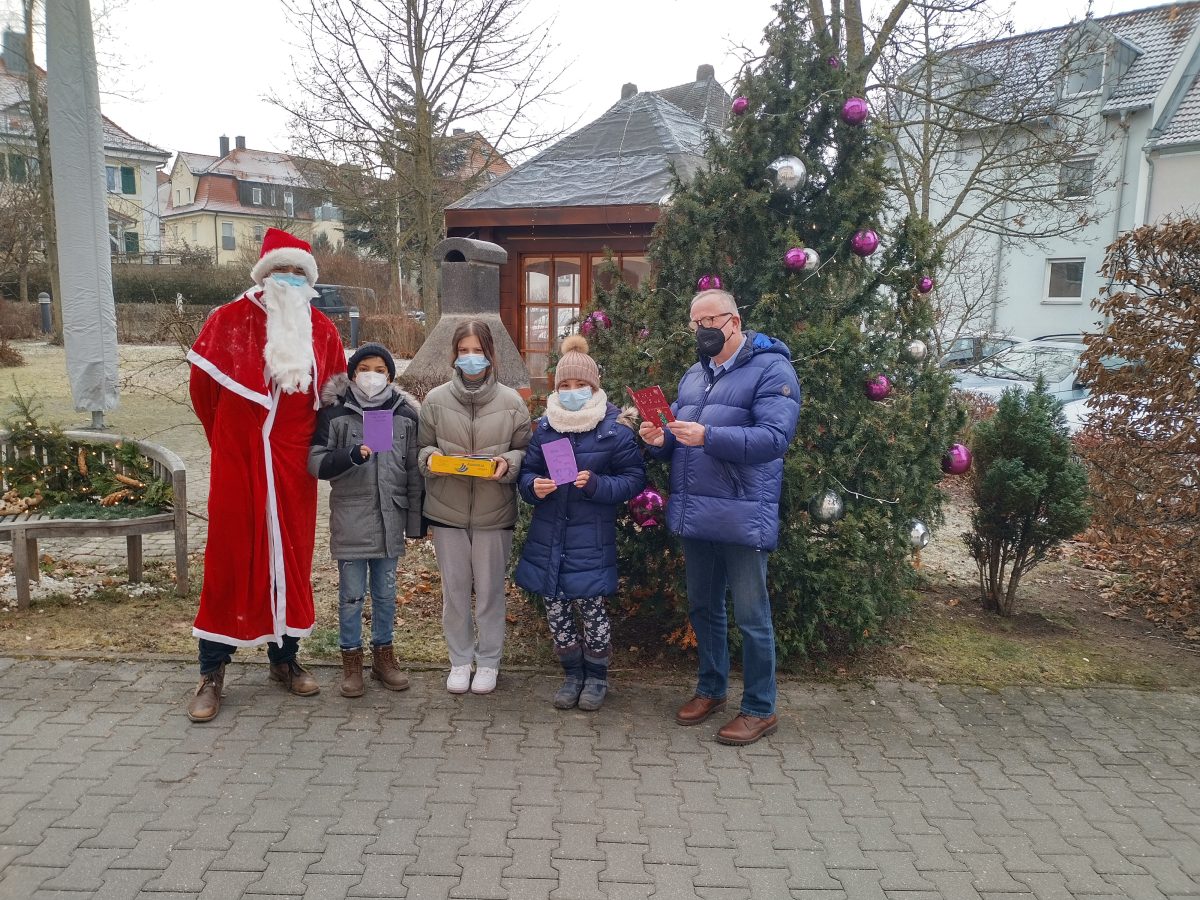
[338,557,398,651]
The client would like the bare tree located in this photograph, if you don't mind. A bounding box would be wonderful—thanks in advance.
[869,1,1113,346]
[273,0,568,328]
[0,176,45,303]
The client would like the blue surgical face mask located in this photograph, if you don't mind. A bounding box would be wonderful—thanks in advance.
[271,273,308,288]
[454,354,490,376]
[558,387,593,411]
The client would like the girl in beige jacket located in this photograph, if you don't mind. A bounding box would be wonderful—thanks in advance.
[417,320,531,694]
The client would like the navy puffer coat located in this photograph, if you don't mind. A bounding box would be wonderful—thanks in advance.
[651,331,802,551]
[515,403,646,599]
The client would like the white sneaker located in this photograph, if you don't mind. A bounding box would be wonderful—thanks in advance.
[446,665,472,694]
[470,666,498,694]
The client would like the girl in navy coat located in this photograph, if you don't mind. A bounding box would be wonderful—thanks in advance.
[516,335,645,711]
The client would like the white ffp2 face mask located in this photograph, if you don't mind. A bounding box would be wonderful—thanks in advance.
[356,371,389,398]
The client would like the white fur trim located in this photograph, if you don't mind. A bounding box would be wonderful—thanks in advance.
[187,348,272,410]
[546,389,608,433]
[251,247,318,286]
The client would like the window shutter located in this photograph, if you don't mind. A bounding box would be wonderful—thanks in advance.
[121,166,136,195]
[124,232,140,254]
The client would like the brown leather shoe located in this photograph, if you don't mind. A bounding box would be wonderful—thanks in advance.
[370,644,410,692]
[715,713,779,746]
[675,695,727,726]
[340,649,365,698]
[187,664,224,722]
[269,659,321,696]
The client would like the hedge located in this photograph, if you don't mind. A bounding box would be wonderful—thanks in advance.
[1,264,249,306]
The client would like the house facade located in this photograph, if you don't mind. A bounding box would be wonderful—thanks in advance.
[445,65,729,388]
[0,30,169,258]
[162,137,344,266]
[913,3,1200,339]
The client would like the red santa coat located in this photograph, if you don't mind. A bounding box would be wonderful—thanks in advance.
[187,290,347,646]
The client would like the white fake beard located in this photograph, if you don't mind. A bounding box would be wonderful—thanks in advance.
[261,277,316,394]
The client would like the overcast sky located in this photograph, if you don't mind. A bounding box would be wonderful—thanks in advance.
[0,0,1167,161]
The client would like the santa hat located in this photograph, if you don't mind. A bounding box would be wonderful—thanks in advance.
[250,227,319,286]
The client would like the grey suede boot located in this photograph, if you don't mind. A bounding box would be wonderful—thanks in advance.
[577,650,610,712]
[553,644,585,709]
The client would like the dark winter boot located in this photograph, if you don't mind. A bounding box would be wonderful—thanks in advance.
[187,664,225,722]
[370,644,410,691]
[553,644,585,709]
[340,648,365,698]
[577,651,610,712]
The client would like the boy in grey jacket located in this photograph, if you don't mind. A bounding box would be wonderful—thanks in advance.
[309,343,424,697]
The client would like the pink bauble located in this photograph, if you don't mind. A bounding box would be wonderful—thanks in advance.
[828,55,841,69]
[629,487,666,527]
[841,97,869,126]
[941,443,972,475]
[592,309,612,329]
[731,96,749,116]
[865,374,892,401]
[697,274,722,292]
[580,316,596,336]
[784,247,808,271]
[851,229,880,257]
[638,327,650,339]
[917,276,935,294]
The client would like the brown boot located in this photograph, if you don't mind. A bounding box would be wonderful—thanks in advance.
[675,695,727,726]
[370,644,410,691]
[187,664,224,722]
[715,713,779,746]
[269,659,321,696]
[340,649,365,698]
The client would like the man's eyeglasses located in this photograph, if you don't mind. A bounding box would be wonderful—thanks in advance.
[688,312,736,332]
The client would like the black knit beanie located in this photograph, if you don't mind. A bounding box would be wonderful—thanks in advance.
[347,343,396,380]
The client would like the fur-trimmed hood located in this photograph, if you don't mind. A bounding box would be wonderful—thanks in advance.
[320,371,420,411]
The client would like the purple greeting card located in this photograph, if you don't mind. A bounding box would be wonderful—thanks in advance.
[543,438,579,485]
[362,410,393,453]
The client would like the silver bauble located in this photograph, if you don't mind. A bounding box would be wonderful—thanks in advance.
[808,489,844,524]
[658,192,673,207]
[908,519,930,550]
[904,339,928,362]
[768,155,808,192]
[802,247,820,270]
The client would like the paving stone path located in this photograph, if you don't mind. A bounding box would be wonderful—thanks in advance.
[0,658,1198,899]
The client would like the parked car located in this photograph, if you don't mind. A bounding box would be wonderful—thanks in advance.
[310,283,375,318]
[952,338,1132,434]
[938,333,1023,368]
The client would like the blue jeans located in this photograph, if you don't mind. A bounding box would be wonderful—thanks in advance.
[681,538,776,718]
[198,635,298,675]
[338,557,398,651]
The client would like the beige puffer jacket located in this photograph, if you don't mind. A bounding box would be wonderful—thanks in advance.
[417,372,531,529]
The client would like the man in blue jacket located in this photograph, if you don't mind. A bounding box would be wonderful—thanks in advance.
[639,289,801,745]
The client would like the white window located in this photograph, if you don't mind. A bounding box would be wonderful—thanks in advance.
[253,225,265,244]
[251,187,263,205]
[1059,157,1095,199]
[175,189,181,205]
[1045,259,1086,303]
[1064,50,1105,97]
[283,191,294,217]
[221,222,235,251]
[186,186,192,202]
[106,166,118,192]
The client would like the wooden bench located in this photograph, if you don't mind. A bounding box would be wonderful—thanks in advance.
[0,430,189,609]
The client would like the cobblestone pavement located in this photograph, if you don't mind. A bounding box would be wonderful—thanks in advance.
[1,659,1198,899]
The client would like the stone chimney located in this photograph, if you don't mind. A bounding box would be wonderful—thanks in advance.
[2,30,27,75]
[235,135,246,150]
[621,83,638,100]
[399,238,529,397]
[696,64,715,81]
[219,135,230,157]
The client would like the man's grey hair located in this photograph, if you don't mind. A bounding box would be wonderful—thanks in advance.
[690,289,739,318]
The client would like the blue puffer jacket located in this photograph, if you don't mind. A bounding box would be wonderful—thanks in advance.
[651,331,802,551]
[516,402,646,599]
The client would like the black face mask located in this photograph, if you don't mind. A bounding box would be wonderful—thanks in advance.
[694,325,727,359]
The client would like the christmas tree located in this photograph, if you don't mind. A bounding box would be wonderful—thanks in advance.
[585,1,963,657]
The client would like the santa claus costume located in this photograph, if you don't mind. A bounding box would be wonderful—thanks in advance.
[186,228,346,719]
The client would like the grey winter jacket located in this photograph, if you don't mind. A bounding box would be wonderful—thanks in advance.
[417,371,531,530]
[309,374,424,559]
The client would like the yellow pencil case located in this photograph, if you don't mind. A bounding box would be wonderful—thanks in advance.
[429,455,498,477]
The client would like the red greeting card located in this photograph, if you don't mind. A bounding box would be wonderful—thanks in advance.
[625,386,675,425]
